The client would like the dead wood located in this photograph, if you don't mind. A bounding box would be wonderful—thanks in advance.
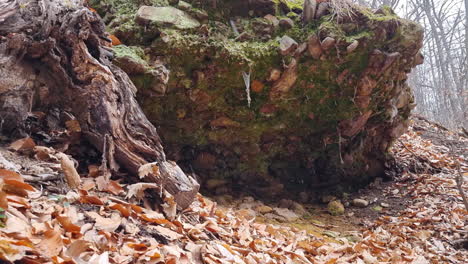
[0,0,199,208]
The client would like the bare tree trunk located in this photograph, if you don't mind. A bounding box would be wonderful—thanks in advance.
[0,0,199,208]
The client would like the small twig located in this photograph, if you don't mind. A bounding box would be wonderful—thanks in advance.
[23,174,60,182]
[337,127,344,165]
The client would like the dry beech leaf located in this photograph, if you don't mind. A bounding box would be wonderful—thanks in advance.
[56,153,81,189]
[109,203,131,217]
[56,216,81,233]
[79,195,104,206]
[6,195,30,208]
[0,191,8,209]
[96,176,124,195]
[36,230,63,258]
[126,183,159,200]
[138,162,160,179]
[152,225,183,241]
[33,146,58,162]
[87,165,100,178]
[9,137,36,152]
[0,240,27,262]
[162,191,177,221]
[86,212,121,232]
[65,240,91,261]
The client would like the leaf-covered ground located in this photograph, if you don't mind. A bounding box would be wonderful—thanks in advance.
[0,117,466,263]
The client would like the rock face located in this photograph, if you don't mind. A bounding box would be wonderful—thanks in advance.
[90,1,424,196]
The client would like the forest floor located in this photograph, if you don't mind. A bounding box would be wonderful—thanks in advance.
[0,116,466,263]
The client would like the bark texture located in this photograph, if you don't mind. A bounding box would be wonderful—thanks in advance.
[0,0,199,209]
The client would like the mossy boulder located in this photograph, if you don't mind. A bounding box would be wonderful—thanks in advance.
[91,0,424,197]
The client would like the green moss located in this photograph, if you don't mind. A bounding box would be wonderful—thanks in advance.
[113,45,148,65]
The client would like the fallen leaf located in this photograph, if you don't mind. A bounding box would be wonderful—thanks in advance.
[9,138,36,152]
[138,162,160,179]
[56,216,81,233]
[36,230,63,258]
[126,183,159,200]
[86,212,121,232]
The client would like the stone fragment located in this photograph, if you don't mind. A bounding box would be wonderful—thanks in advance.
[255,205,273,214]
[347,40,359,53]
[315,2,330,19]
[136,6,200,30]
[279,18,294,29]
[278,199,294,208]
[177,1,192,11]
[321,37,336,50]
[291,202,307,215]
[352,198,369,207]
[307,35,323,59]
[327,200,345,216]
[270,59,298,99]
[380,202,390,208]
[267,69,282,82]
[295,42,308,56]
[279,35,298,56]
[264,14,279,28]
[303,0,317,24]
[273,207,299,222]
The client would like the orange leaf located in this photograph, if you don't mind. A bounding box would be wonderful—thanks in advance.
[127,243,148,251]
[0,169,23,181]
[130,204,144,213]
[106,180,124,195]
[6,195,30,208]
[4,179,35,191]
[0,191,8,209]
[56,216,81,233]
[109,203,131,217]
[109,35,121,46]
[79,195,104,205]
[37,230,63,258]
[9,137,36,151]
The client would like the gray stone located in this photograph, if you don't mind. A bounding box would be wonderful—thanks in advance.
[177,1,192,11]
[347,40,359,53]
[315,2,330,19]
[352,198,369,207]
[136,6,200,30]
[279,35,298,56]
[279,18,294,29]
[273,207,299,221]
[279,198,294,208]
[264,14,279,28]
[321,37,336,50]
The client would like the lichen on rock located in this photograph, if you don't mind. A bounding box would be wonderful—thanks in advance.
[90,0,424,197]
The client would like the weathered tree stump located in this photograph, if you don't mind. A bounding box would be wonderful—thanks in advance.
[0,0,199,208]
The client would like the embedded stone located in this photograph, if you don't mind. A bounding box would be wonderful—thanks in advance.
[321,37,336,50]
[347,40,359,53]
[136,6,200,29]
[279,18,294,29]
[279,35,298,56]
[352,198,369,207]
